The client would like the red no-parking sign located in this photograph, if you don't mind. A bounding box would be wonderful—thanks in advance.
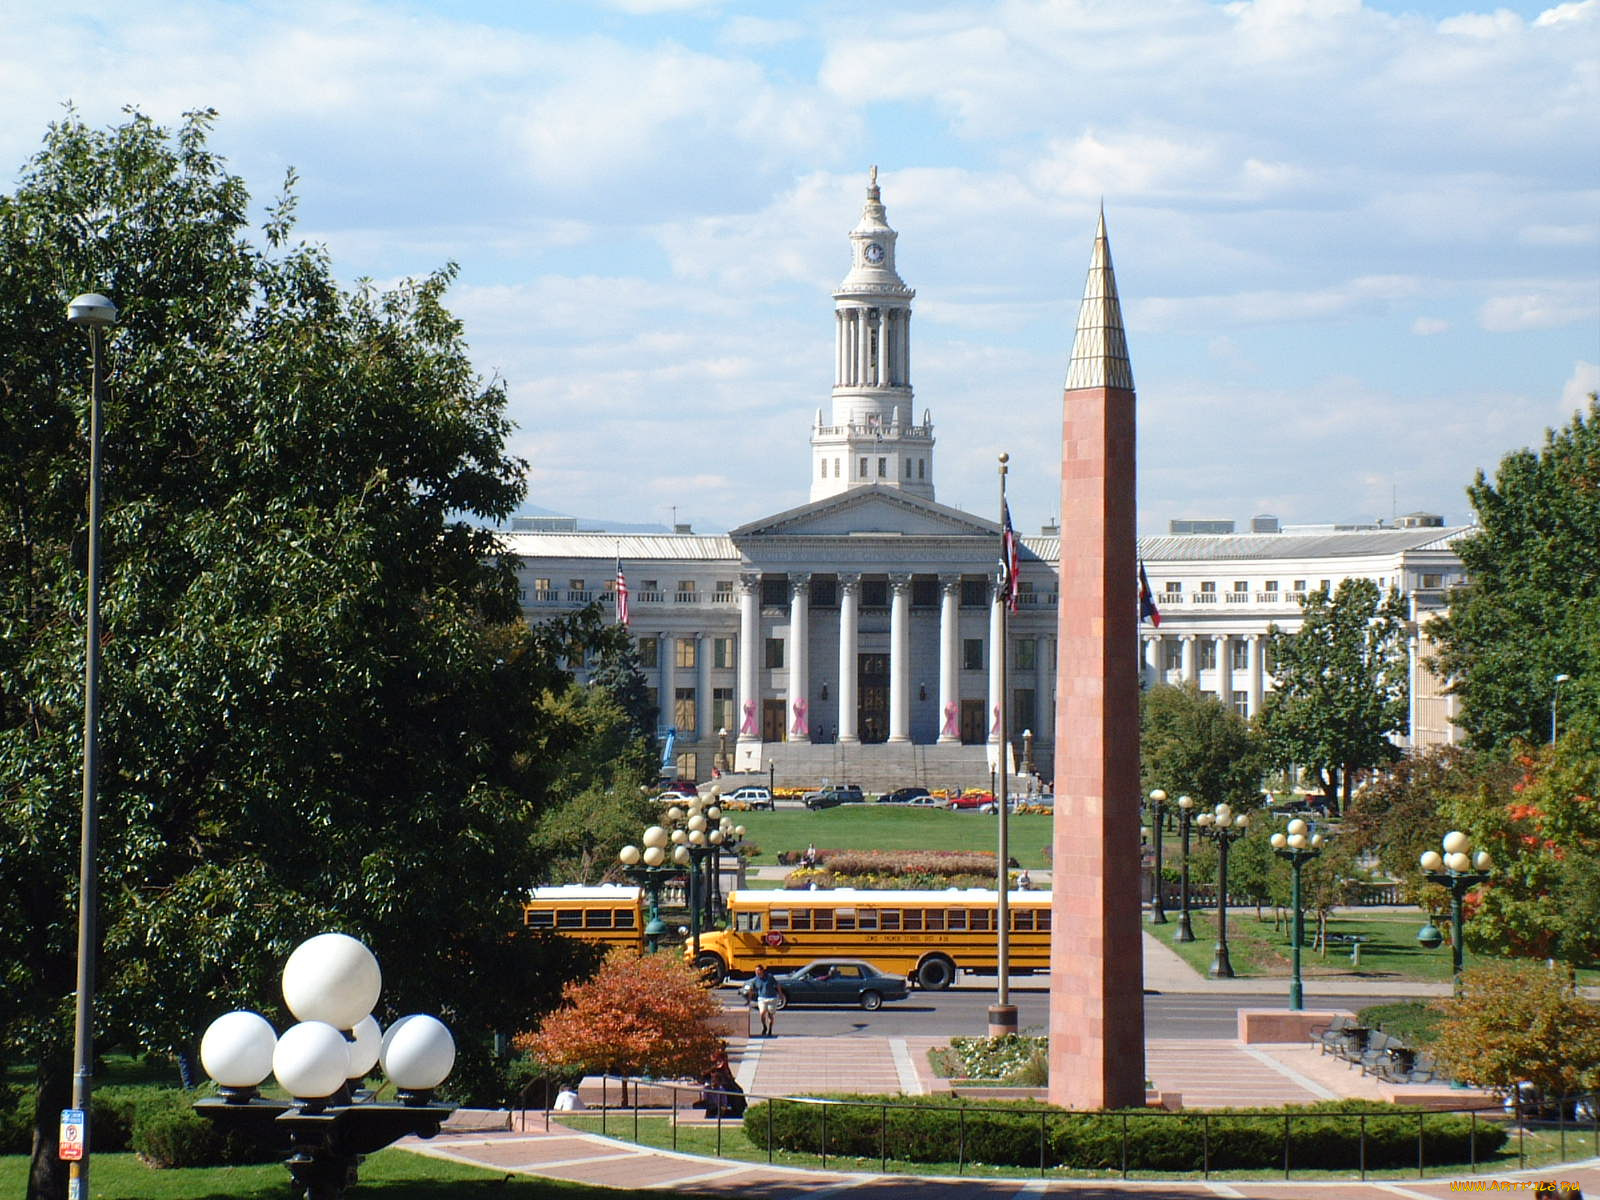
[58,1109,85,1161]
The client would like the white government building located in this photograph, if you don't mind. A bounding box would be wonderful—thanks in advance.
[503,175,1470,789]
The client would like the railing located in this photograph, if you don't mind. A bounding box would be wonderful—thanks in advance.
[637,590,666,603]
[1225,592,1250,603]
[1256,592,1280,604]
[566,590,594,603]
[1192,592,1218,604]
[711,591,735,604]
[527,1074,1598,1182]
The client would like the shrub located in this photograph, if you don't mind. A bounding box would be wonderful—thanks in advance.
[742,1095,1505,1170]
[130,1091,284,1168]
[1359,1001,1443,1047]
[1432,961,1600,1098]
[0,1085,147,1154]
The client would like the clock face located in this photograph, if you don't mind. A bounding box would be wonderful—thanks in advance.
[864,242,885,265]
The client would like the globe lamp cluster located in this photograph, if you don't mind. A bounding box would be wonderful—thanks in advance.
[1419,829,1492,875]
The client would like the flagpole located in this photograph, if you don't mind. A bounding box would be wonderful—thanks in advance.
[990,452,1017,1037]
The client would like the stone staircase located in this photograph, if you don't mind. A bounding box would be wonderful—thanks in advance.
[731,741,1021,792]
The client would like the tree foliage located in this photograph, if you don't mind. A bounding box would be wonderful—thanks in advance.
[1256,578,1411,811]
[0,110,600,1192]
[516,949,726,1081]
[1430,398,1600,751]
[1430,960,1600,1099]
[1140,683,1264,809]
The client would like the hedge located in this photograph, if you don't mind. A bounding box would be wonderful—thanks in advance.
[0,1085,283,1167]
[742,1094,1507,1170]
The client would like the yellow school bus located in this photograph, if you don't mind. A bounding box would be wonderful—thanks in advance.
[691,887,1052,990]
[522,885,645,951]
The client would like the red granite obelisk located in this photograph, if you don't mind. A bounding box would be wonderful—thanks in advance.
[1048,211,1146,1110]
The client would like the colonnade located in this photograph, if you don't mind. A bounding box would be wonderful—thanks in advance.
[835,305,909,389]
[1141,631,1268,717]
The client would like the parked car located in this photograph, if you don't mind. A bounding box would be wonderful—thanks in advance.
[767,959,909,1010]
[980,793,1055,814]
[722,785,774,811]
[877,786,933,805]
[802,785,865,810]
[947,790,993,810]
[658,779,698,797]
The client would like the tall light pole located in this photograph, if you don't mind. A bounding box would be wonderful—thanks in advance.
[1145,789,1169,924]
[1418,830,1493,992]
[65,292,117,1197]
[1173,795,1196,943]
[1196,802,1250,979]
[1552,673,1571,745]
[1270,818,1325,1011]
[990,452,1016,1038]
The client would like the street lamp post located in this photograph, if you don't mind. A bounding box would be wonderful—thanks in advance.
[1021,728,1034,779]
[64,291,117,1196]
[1173,795,1196,943]
[1552,674,1571,745]
[717,726,730,772]
[1145,789,1169,924]
[618,829,675,953]
[194,933,456,1200]
[1418,831,1493,991]
[1196,803,1250,979]
[1270,818,1325,1011]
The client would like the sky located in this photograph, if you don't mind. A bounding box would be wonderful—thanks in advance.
[4,0,1597,535]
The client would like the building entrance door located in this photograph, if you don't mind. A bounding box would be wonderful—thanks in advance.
[960,698,987,745]
[858,653,889,743]
[762,699,786,742]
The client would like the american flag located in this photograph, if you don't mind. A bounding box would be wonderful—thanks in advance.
[615,556,630,626]
[1000,499,1020,614]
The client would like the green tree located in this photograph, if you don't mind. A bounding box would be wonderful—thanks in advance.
[1139,683,1264,807]
[1256,578,1411,813]
[1431,960,1600,1099]
[0,110,590,1194]
[1430,398,1600,751]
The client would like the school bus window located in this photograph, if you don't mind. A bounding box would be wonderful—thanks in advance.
[925,911,945,932]
[1038,910,1052,930]
[1013,910,1034,931]
[947,910,968,932]
[736,912,763,932]
[614,909,636,928]
[556,910,583,929]
[790,910,814,931]
[583,910,613,929]
[525,910,554,928]
[856,909,879,931]
[877,910,898,931]
[971,910,993,932]
[771,909,792,931]
[813,910,834,931]
[835,908,856,931]
[902,911,922,932]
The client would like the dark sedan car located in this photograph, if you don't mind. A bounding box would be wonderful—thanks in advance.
[770,959,910,1010]
[877,786,932,805]
[802,785,865,810]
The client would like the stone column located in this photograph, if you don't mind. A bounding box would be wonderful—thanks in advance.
[1181,634,1197,685]
[1247,633,1264,717]
[888,574,911,743]
[877,307,889,386]
[788,574,811,742]
[987,587,1004,745]
[1036,636,1053,756]
[856,310,869,386]
[737,574,760,744]
[838,573,860,744]
[1216,634,1232,710]
[661,634,677,741]
[937,576,960,743]
[696,633,712,747]
[836,311,845,387]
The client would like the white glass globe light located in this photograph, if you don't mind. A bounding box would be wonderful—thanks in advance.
[381,1013,455,1090]
[347,1014,383,1079]
[1197,813,1215,827]
[1474,850,1493,870]
[1150,789,1167,802]
[1446,851,1472,873]
[1288,833,1307,849]
[667,805,684,821]
[670,828,687,845]
[282,933,381,1030]
[1270,833,1287,849]
[273,1020,351,1099]
[688,814,707,833]
[1178,795,1194,809]
[735,825,746,837]
[1287,818,1307,836]
[672,845,690,864]
[1216,803,1232,820]
[1420,850,1444,871]
[707,806,721,820]
[1234,813,1250,828]
[619,844,641,865]
[1310,833,1325,848]
[1442,830,1471,854]
[200,1011,277,1088]
[689,829,706,846]
[642,845,665,866]
[643,825,668,848]
[709,830,724,845]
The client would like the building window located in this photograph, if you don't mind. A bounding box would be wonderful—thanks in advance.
[675,579,696,602]
[1013,688,1036,733]
[1165,580,1182,594]
[533,577,552,597]
[961,577,989,607]
[861,579,888,608]
[918,459,925,479]
[820,459,827,477]
[859,457,868,478]
[1015,638,1037,670]
[811,578,837,608]
[1199,640,1217,670]
[1320,580,1331,593]
[762,576,788,606]
[712,636,734,669]
[1233,580,1248,593]
[715,579,734,600]
[1421,573,1444,588]
[911,578,937,608]
[1231,640,1249,670]
[677,751,698,780]
[645,686,658,714]
[675,638,697,670]
[674,687,697,734]
[569,579,585,591]
[834,458,841,478]
[963,639,984,671]
[1200,581,1216,593]
[712,687,734,731]
[1232,690,1249,718]
[877,456,887,477]
[765,638,785,669]
[904,458,912,478]
[638,637,659,668]
[1265,580,1279,592]
[1164,642,1183,671]
[1293,580,1306,592]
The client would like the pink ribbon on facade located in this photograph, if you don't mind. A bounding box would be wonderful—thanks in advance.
[991,704,1000,735]
[740,699,757,735]
[791,698,809,737]
[942,702,959,736]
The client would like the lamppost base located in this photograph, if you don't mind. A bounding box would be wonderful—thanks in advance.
[986,1005,1018,1038]
[1208,945,1235,979]
[1173,915,1195,943]
[1150,905,1168,925]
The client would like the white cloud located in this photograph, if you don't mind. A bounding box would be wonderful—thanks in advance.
[1560,360,1600,414]
[1517,222,1599,246]
[1412,316,1450,335]
[719,16,808,46]
[1136,275,1423,331]
[1478,283,1600,331]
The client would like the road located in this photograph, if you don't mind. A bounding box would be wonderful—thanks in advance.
[722,982,1421,1039]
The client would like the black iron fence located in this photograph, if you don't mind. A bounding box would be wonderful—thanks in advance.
[520,1075,1599,1183]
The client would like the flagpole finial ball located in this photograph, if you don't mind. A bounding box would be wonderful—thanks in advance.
[999,452,1009,466]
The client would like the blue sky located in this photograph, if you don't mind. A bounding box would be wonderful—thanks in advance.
[5,0,1596,533]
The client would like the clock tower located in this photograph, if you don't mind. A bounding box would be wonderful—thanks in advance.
[810,168,934,502]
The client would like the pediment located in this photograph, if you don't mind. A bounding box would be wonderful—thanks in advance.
[731,487,998,541]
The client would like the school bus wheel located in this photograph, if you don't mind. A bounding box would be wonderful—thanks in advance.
[915,954,956,990]
[695,951,727,986]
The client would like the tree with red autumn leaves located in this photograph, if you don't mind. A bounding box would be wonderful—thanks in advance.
[517,949,725,1081]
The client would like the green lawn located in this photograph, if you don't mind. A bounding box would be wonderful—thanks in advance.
[733,807,1053,868]
[0,1150,706,1198]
